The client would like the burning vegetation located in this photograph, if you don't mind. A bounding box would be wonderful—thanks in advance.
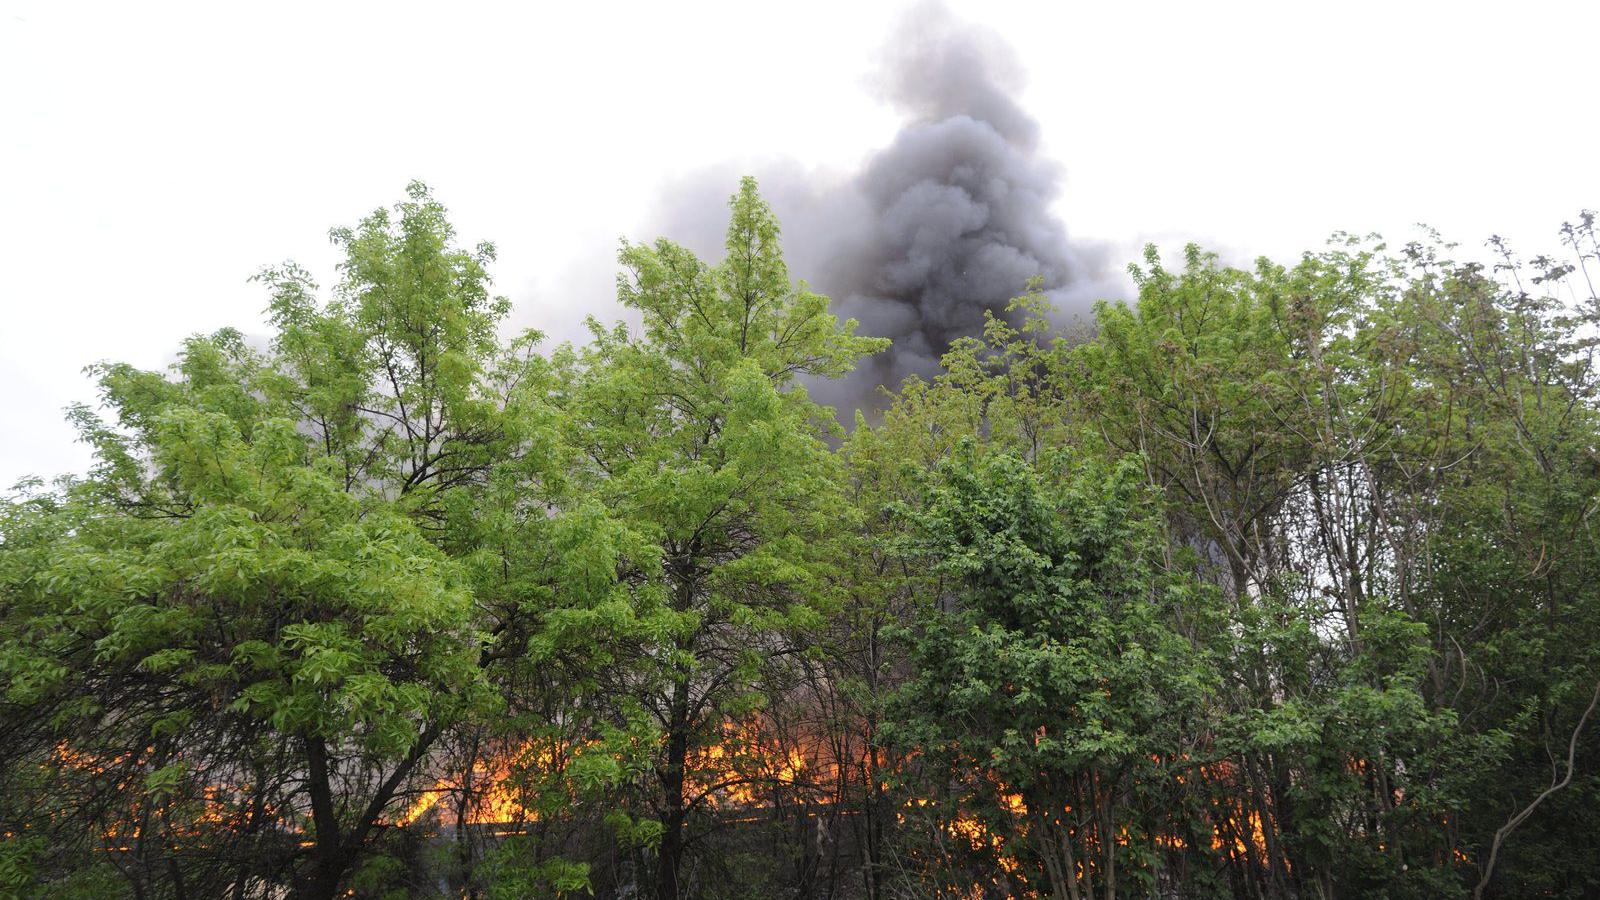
[2,16,1599,892]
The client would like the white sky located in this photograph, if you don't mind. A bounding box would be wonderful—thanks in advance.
[3,0,1597,486]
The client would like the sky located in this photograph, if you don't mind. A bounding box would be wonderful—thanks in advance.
[3,0,1597,486]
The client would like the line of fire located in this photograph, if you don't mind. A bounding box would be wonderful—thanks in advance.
[32,706,1469,900]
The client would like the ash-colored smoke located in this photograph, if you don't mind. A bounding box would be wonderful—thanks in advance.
[642,3,1108,416]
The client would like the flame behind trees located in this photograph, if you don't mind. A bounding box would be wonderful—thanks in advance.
[4,184,1600,899]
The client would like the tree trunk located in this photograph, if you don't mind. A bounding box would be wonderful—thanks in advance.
[656,675,692,900]
[303,736,349,900]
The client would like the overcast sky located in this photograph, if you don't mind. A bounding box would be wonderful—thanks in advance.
[3,0,1597,487]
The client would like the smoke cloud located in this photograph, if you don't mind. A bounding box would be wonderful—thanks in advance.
[641,2,1111,416]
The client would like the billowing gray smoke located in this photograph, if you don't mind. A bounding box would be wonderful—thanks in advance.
[642,2,1107,415]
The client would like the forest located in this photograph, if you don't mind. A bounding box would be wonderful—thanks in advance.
[2,179,1598,899]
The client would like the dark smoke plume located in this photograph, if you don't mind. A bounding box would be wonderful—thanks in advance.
[642,3,1109,416]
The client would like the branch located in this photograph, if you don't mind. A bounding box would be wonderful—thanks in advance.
[1474,674,1600,898]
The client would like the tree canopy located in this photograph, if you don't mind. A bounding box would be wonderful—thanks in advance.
[3,185,1597,900]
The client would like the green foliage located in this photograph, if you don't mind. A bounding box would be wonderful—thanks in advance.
[0,183,626,900]
[883,444,1216,896]
[5,181,1598,900]
[566,176,885,896]
[480,844,594,900]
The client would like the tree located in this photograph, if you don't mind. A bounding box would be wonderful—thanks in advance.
[884,444,1215,900]
[0,184,645,899]
[567,177,885,898]
[6,174,1599,900]
[0,334,487,899]
[1396,227,1600,897]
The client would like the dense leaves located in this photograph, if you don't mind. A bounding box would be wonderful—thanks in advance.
[3,186,1597,899]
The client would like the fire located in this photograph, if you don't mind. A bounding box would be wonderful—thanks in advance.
[948,807,1024,877]
[56,722,1298,899]
[48,743,280,847]
[395,739,568,828]
[685,719,811,808]
[50,721,1337,896]
[1213,807,1270,858]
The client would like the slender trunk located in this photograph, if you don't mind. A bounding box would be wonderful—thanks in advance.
[459,732,480,899]
[1074,776,1097,900]
[164,855,188,900]
[1058,817,1085,900]
[862,612,887,900]
[232,769,267,900]
[1026,788,1078,900]
[1101,803,1116,900]
[303,736,348,900]
[656,674,692,900]
[862,728,885,900]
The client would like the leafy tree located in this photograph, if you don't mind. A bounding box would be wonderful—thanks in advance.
[0,184,646,899]
[1394,229,1600,898]
[567,177,884,898]
[5,174,1599,900]
[884,444,1216,900]
[0,336,487,899]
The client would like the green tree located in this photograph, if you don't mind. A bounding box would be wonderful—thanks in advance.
[0,338,487,899]
[568,177,884,898]
[0,184,646,899]
[884,444,1215,900]
[1394,230,1600,898]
